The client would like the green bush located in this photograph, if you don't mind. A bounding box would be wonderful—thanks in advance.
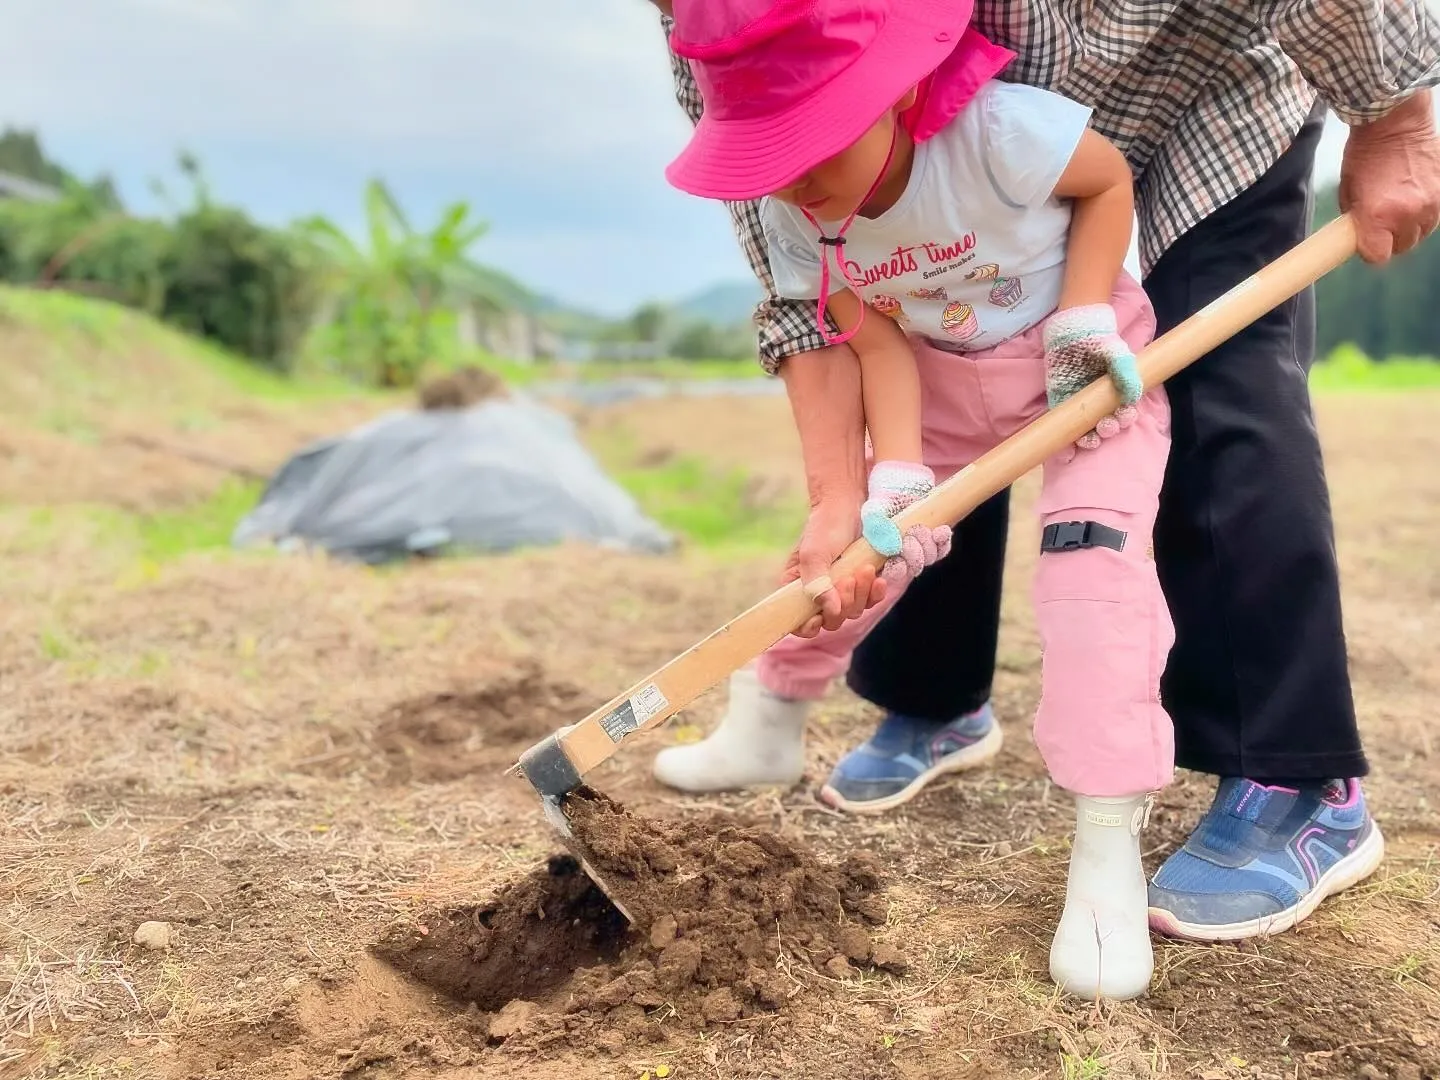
[0,202,170,314]
[160,207,318,369]
[0,191,318,370]
[0,198,102,280]
[0,139,537,387]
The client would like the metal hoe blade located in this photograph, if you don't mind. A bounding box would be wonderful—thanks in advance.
[539,794,634,923]
[517,731,634,923]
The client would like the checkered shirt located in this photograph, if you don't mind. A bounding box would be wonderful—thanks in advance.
[661,3,1440,373]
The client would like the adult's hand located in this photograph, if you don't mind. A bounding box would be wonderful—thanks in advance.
[1339,90,1440,264]
[781,493,886,639]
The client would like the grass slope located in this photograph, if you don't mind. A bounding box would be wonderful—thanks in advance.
[0,287,380,566]
[0,287,802,564]
[0,286,369,415]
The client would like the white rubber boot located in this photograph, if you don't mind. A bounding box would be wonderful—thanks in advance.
[651,667,809,793]
[1049,792,1156,1001]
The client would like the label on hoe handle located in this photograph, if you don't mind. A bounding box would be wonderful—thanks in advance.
[598,683,670,743]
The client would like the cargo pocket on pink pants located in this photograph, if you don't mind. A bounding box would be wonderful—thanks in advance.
[1031,533,1175,797]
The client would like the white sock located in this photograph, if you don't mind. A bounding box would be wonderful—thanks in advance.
[651,667,809,793]
[1049,792,1156,1001]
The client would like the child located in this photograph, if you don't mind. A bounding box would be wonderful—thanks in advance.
[661,0,1176,1001]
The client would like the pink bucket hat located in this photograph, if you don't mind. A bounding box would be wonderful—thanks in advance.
[666,0,1014,201]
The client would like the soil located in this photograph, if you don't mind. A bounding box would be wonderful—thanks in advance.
[366,665,598,784]
[2,389,1438,1080]
[417,367,509,411]
[375,853,632,1016]
[374,789,905,1053]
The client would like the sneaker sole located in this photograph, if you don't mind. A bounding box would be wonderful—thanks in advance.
[817,722,1004,815]
[1147,821,1386,942]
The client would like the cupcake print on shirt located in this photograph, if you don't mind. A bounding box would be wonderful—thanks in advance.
[988,275,1024,308]
[967,263,1025,306]
[968,262,1024,308]
[871,294,906,323]
[940,301,979,341]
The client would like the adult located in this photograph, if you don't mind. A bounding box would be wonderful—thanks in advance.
[648,0,1440,940]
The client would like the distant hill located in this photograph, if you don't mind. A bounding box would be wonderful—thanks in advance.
[483,273,767,340]
[470,265,542,313]
[468,266,604,336]
[528,292,607,338]
[469,267,581,319]
[673,281,763,327]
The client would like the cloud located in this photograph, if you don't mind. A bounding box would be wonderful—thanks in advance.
[0,0,751,312]
[1,0,685,162]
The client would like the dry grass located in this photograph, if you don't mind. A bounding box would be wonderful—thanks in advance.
[0,299,1437,1078]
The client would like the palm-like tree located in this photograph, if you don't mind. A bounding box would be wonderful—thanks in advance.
[298,179,510,387]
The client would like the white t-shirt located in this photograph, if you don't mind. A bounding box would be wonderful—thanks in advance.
[762,80,1093,352]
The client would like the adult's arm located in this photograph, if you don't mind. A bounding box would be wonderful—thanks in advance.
[780,345,869,514]
[1257,0,1439,124]
[778,344,889,637]
[1258,0,1440,262]
[654,3,883,631]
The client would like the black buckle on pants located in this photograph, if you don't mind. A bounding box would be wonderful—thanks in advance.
[1040,520,1127,553]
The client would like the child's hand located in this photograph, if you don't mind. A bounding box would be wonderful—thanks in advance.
[1042,304,1144,450]
[860,461,953,585]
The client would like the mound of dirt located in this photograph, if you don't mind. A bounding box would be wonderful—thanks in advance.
[373,790,905,1052]
[417,366,509,410]
[371,667,596,784]
[374,853,631,1012]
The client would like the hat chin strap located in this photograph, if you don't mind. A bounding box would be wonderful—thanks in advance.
[800,122,899,348]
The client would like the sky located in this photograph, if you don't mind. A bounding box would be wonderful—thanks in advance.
[0,0,1435,317]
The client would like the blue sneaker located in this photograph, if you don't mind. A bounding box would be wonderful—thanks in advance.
[1148,777,1385,942]
[818,703,1003,814]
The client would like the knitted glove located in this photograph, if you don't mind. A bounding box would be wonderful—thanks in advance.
[860,461,954,585]
[1042,304,1144,450]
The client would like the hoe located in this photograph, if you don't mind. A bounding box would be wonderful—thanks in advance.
[515,214,1360,916]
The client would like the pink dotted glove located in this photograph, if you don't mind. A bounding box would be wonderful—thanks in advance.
[1042,303,1144,450]
[859,461,954,585]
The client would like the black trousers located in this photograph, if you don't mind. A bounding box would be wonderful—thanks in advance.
[845,103,1368,781]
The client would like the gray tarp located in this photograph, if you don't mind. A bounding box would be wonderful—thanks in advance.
[231,397,674,563]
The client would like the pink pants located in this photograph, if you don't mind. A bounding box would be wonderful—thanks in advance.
[759,274,1176,797]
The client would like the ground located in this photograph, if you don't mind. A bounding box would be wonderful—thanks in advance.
[1,289,1437,1080]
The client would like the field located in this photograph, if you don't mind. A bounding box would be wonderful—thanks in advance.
[2,288,1438,1080]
